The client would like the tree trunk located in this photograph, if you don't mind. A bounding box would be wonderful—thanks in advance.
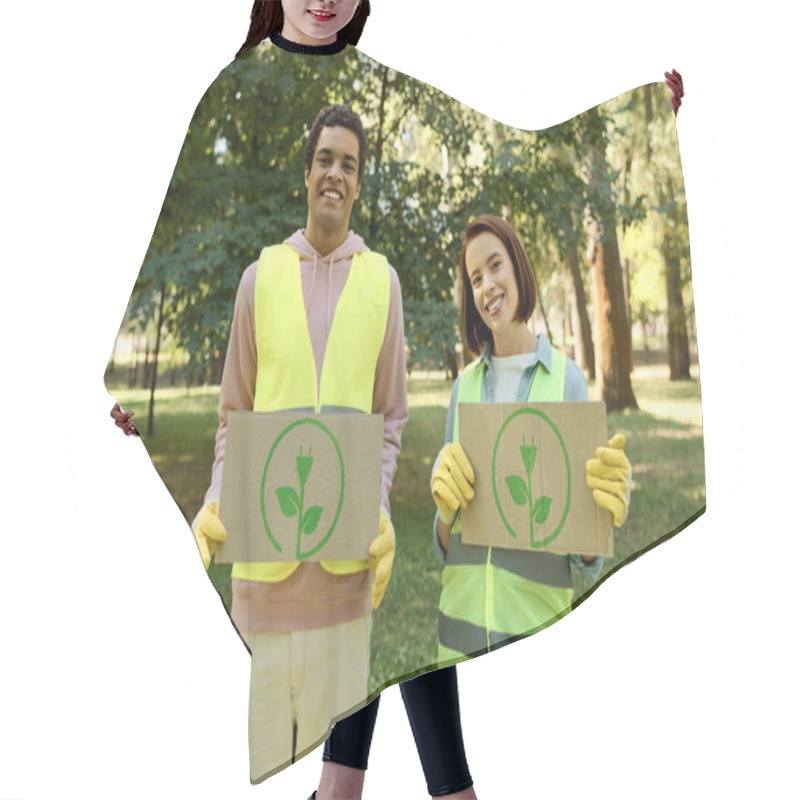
[368,66,390,242]
[644,86,691,380]
[444,347,458,382]
[142,336,151,390]
[620,151,634,374]
[587,229,638,410]
[664,239,691,379]
[640,304,650,356]
[529,255,553,344]
[582,107,637,411]
[147,284,166,437]
[566,248,595,379]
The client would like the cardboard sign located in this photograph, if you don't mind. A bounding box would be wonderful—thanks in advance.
[216,412,383,563]
[459,402,613,557]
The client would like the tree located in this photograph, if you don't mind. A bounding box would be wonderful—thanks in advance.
[580,106,638,411]
[614,84,693,382]
[565,248,595,379]
[642,85,691,380]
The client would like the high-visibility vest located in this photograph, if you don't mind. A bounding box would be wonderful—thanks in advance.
[438,346,576,665]
[232,243,390,583]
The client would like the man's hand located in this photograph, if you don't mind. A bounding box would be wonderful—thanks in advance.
[369,510,395,610]
[192,502,227,569]
[110,402,139,436]
[586,434,632,527]
[431,442,475,524]
[665,69,684,115]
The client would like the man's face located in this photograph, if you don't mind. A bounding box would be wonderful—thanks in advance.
[305,125,362,234]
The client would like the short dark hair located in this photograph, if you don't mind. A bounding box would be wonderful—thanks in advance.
[236,1,371,59]
[304,104,367,182]
[459,215,538,359]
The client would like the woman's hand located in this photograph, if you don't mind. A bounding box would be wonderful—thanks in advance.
[665,69,684,115]
[586,433,632,526]
[431,442,475,524]
[110,402,139,436]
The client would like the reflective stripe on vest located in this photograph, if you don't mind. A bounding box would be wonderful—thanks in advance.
[438,347,575,660]
[232,244,390,583]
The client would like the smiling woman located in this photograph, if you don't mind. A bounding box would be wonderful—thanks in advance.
[237,0,371,57]
[463,221,538,359]
[282,0,362,46]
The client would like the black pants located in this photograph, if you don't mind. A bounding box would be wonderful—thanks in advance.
[323,665,473,797]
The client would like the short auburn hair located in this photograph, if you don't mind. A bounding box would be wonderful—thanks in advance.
[304,104,367,183]
[459,215,537,360]
[236,1,371,59]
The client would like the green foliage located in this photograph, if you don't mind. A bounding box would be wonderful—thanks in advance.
[115,45,602,377]
[607,84,694,328]
[404,296,459,375]
[114,52,692,395]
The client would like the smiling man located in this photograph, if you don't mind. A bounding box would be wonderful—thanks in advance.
[193,104,408,782]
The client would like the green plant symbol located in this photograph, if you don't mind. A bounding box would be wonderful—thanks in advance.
[275,445,326,547]
[504,435,554,546]
[261,419,345,560]
[492,409,571,549]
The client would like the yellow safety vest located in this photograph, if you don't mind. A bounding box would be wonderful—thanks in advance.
[232,243,390,583]
[438,347,576,665]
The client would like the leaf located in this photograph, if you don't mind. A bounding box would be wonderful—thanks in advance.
[532,496,553,525]
[505,475,530,506]
[301,506,323,536]
[275,486,300,518]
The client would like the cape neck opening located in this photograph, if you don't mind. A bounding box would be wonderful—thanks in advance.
[270,32,348,55]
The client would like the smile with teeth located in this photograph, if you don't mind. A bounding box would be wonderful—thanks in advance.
[486,295,504,316]
[321,189,343,200]
[308,9,335,21]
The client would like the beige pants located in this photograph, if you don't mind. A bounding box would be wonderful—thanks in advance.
[242,615,371,783]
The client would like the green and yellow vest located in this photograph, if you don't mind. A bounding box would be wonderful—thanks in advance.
[232,243,390,583]
[438,347,576,665]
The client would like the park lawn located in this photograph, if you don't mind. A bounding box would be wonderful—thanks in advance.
[112,366,705,694]
[588,365,705,600]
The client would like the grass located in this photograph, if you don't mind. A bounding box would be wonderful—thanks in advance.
[112,362,704,694]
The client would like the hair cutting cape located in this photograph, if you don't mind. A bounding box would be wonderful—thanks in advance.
[106,39,703,782]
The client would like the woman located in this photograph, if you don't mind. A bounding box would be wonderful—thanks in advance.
[431,214,632,664]
[308,215,633,800]
[236,0,370,57]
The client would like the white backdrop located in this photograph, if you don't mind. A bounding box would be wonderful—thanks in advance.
[2,1,797,798]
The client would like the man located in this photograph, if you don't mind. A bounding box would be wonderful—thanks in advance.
[192,104,408,783]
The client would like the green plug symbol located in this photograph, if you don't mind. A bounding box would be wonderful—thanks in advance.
[275,446,324,559]
[504,435,553,546]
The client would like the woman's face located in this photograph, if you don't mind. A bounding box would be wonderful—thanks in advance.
[466,231,523,347]
[281,0,361,46]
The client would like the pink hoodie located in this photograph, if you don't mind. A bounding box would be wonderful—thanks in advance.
[204,230,408,632]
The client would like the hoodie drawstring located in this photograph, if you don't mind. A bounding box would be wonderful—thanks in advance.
[326,252,334,336]
[305,252,318,316]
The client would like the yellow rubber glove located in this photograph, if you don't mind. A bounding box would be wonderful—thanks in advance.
[192,501,227,569]
[431,442,475,524]
[586,433,632,527]
[369,510,395,610]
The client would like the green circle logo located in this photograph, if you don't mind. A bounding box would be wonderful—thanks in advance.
[490,407,571,548]
[260,418,345,560]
